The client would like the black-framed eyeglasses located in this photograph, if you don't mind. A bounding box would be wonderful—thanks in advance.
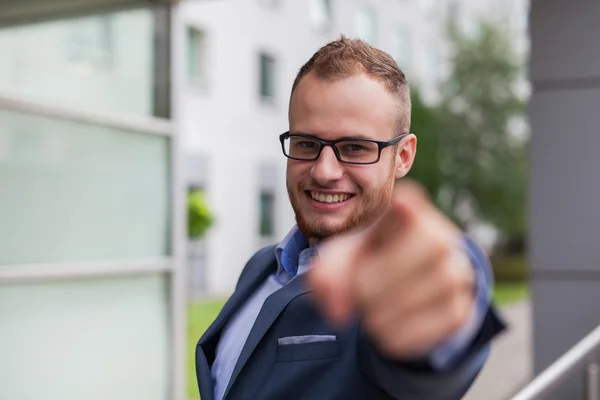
[279,132,409,165]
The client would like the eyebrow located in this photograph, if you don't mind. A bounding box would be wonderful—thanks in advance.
[290,131,375,141]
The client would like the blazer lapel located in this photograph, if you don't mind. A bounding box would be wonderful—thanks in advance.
[223,274,312,399]
[199,247,278,349]
[196,246,278,400]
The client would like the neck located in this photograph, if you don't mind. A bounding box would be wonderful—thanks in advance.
[308,238,321,247]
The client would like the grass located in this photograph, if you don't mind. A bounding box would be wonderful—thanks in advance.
[493,282,529,306]
[186,282,529,397]
[188,298,227,399]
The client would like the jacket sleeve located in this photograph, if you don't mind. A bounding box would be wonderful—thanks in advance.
[425,235,497,370]
[357,235,507,399]
[357,306,506,400]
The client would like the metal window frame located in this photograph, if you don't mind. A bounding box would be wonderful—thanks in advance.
[0,3,187,400]
[168,3,188,400]
[0,258,173,284]
[0,94,173,136]
[0,0,182,28]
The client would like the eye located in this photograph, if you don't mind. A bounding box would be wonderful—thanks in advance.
[296,140,318,149]
[340,143,367,152]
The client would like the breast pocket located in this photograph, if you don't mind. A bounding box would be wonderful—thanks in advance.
[275,336,341,363]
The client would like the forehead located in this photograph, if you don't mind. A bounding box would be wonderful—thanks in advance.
[289,73,398,141]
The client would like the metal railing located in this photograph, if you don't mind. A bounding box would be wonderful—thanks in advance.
[510,324,600,400]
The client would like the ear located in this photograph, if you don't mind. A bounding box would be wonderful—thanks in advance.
[394,134,417,179]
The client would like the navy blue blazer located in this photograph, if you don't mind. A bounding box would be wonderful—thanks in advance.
[196,245,505,400]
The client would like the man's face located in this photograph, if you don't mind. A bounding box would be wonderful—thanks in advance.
[287,72,416,242]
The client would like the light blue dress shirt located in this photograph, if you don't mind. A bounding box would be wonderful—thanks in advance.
[211,226,492,400]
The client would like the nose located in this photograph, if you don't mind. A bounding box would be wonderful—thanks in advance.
[310,145,344,185]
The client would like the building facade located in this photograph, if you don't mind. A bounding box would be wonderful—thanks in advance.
[529,0,600,397]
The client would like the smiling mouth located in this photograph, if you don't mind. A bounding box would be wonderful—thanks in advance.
[307,191,354,204]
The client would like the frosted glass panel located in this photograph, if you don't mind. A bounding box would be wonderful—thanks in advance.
[0,109,170,265]
[0,9,154,117]
[0,275,170,400]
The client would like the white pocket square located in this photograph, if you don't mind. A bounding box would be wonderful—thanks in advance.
[277,335,337,345]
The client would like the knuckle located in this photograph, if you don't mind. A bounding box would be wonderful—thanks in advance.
[436,251,471,294]
[363,310,386,334]
[447,295,469,331]
[379,333,405,358]
[429,235,449,259]
[436,260,460,292]
[367,320,408,357]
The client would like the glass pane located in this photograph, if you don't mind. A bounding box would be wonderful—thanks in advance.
[259,192,275,237]
[0,108,170,266]
[187,27,207,86]
[0,8,154,117]
[259,53,275,99]
[0,275,170,400]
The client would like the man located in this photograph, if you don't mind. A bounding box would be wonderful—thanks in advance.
[196,37,505,400]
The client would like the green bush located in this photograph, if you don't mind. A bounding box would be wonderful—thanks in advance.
[490,254,528,283]
[188,189,214,239]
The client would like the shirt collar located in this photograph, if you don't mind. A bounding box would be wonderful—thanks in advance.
[275,226,318,279]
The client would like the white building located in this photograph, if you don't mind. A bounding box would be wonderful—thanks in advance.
[177,0,530,296]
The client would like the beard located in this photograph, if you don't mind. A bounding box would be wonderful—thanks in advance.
[287,170,396,243]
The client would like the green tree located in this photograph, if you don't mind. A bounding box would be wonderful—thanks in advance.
[188,189,214,239]
[407,87,444,200]
[409,19,528,250]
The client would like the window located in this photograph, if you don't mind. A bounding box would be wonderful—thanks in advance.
[68,15,113,70]
[1,8,154,116]
[355,5,376,44]
[258,164,277,238]
[259,191,276,237]
[392,27,411,71]
[259,52,276,101]
[0,9,170,400]
[309,0,332,32]
[187,27,208,87]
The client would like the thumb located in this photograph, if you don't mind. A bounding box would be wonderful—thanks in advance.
[307,232,362,327]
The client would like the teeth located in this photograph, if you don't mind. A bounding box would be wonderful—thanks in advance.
[310,192,350,203]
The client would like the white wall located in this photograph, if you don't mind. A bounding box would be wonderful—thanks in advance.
[177,0,530,295]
